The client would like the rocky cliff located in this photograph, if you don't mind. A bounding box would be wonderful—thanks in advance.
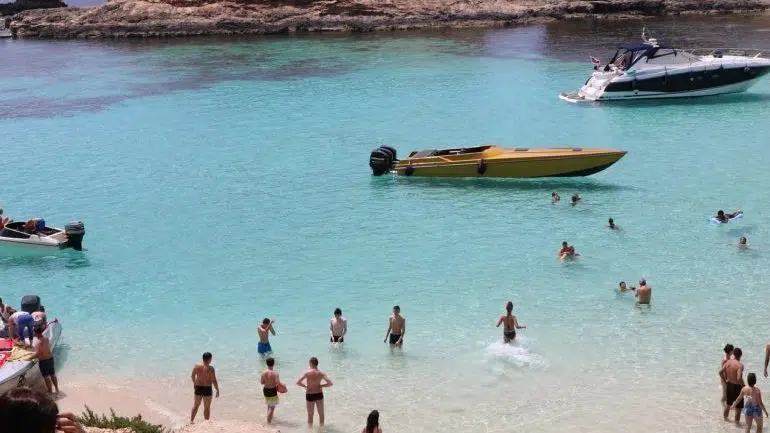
[9,0,770,39]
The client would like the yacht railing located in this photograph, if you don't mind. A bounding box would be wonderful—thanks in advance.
[684,48,768,59]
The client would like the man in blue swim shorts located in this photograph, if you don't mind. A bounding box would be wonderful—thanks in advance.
[9,310,35,345]
[257,318,276,355]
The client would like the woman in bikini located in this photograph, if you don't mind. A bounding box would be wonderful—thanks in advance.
[732,372,768,432]
[496,301,525,344]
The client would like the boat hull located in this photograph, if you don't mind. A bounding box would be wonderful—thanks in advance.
[0,320,63,394]
[394,152,626,178]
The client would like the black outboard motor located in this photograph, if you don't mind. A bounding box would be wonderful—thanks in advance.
[64,221,85,251]
[21,295,41,314]
[369,145,398,176]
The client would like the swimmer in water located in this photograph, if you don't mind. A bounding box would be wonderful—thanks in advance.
[571,193,581,206]
[715,209,742,223]
[739,236,748,249]
[551,192,560,203]
[496,301,525,344]
[560,246,579,261]
[617,281,635,293]
[608,218,619,230]
[559,241,569,258]
[634,279,651,305]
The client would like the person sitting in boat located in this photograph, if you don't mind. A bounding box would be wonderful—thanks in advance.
[715,209,742,223]
[0,208,10,229]
[32,306,47,328]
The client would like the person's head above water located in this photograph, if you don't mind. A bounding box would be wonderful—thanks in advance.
[562,241,568,248]
[748,372,757,387]
[202,352,212,364]
[334,308,342,316]
[608,218,614,226]
[393,305,400,314]
[733,347,743,360]
[639,278,647,286]
[505,301,513,313]
[740,236,747,245]
[262,318,271,326]
[717,210,725,217]
[724,344,734,355]
[266,357,275,368]
[619,281,627,289]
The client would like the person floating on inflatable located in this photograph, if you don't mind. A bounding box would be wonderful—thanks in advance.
[714,209,742,224]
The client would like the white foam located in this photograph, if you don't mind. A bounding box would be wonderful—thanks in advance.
[484,338,548,368]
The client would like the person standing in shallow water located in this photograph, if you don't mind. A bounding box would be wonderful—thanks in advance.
[496,301,525,344]
[608,218,619,230]
[363,410,382,433]
[260,357,281,424]
[257,318,276,356]
[384,306,405,348]
[32,326,59,394]
[720,347,745,424]
[634,279,651,305]
[296,357,333,426]
[721,344,735,404]
[732,373,768,432]
[329,308,347,344]
[190,352,219,424]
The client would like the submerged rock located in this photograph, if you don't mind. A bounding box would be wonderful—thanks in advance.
[8,0,770,39]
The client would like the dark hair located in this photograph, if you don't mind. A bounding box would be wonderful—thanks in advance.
[309,357,319,367]
[562,241,568,246]
[619,281,626,286]
[392,305,400,312]
[365,410,380,433]
[0,386,59,433]
[748,373,757,387]
[262,318,271,325]
[505,301,513,313]
[609,218,614,223]
[34,326,44,336]
[724,344,734,354]
[38,306,45,312]
[334,308,342,315]
[733,347,743,360]
[266,357,275,367]
[202,352,212,361]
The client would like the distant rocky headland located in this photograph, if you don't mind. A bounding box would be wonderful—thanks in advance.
[7,0,770,39]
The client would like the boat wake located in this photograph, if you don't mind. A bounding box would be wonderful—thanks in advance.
[484,338,547,368]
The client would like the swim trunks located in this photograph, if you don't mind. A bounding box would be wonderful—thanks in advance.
[305,392,323,402]
[330,335,344,343]
[503,329,516,340]
[263,387,279,407]
[388,334,401,345]
[745,402,762,418]
[15,313,34,341]
[726,382,744,408]
[257,342,272,355]
[38,358,55,377]
[194,386,213,397]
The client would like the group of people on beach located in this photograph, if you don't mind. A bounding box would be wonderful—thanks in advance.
[0,298,59,394]
[720,344,770,432]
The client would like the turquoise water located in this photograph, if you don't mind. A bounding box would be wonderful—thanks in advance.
[3,16,770,433]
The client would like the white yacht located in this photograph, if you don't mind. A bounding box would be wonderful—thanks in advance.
[0,219,85,251]
[560,30,770,102]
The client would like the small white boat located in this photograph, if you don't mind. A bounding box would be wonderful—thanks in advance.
[0,317,62,395]
[0,220,85,251]
[0,28,11,39]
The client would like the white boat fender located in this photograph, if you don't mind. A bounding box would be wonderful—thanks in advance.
[404,165,415,176]
[477,159,488,175]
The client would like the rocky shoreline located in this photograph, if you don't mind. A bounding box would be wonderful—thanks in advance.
[7,0,770,39]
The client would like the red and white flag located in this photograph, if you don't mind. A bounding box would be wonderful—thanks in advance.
[590,56,601,66]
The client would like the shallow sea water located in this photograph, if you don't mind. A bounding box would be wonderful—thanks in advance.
[3,14,770,433]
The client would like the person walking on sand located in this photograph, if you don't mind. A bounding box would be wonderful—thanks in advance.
[329,308,347,344]
[190,352,219,423]
[496,301,525,344]
[363,410,382,433]
[721,344,735,403]
[296,357,333,426]
[720,347,745,424]
[732,373,769,433]
[32,326,59,394]
[384,305,405,348]
[258,318,276,356]
[260,357,283,424]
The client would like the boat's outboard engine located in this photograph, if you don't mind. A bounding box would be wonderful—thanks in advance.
[64,221,85,251]
[369,145,398,176]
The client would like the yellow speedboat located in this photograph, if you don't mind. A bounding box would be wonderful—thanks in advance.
[369,145,626,178]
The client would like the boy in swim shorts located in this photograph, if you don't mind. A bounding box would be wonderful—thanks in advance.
[257,318,276,355]
[383,306,405,348]
[296,357,333,426]
[260,357,280,424]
